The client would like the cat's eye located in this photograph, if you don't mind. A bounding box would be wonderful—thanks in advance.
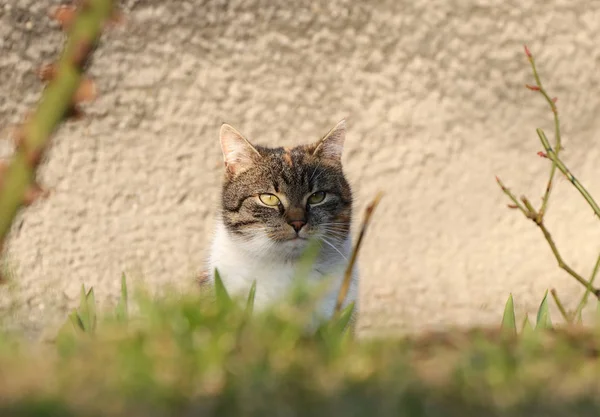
[307,191,326,205]
[259,193,281,206]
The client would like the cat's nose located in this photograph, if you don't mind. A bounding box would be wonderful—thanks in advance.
[289,220,306,233]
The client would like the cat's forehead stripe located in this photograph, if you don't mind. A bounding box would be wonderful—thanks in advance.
[220,135,352,236]
[282,147,293,167]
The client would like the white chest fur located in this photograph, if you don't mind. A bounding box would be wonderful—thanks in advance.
[206,220,358,320]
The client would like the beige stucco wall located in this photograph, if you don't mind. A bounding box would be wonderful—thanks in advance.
[2,0,600,339]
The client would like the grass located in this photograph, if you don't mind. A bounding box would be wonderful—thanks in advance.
[0,276,597,417]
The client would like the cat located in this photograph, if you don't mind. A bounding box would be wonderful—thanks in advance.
[203,120,358,326]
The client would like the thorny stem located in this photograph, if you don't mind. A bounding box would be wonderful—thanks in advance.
[334,192,384,315]
[0,0,115,249]
[537,129,600,218]
[550,288,571,323]
[535,212,600,299]
[497,46,600,308]
[521,196,536,216]
[496,177,528,216]
[525,48,562,221]
[497,183,600,299]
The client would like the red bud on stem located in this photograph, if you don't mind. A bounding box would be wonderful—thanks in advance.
[50,5,78,31]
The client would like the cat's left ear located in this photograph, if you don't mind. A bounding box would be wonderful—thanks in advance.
[312,119,346,161]
[220,123,261,176]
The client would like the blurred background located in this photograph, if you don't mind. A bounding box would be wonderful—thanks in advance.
[1,0,600,339]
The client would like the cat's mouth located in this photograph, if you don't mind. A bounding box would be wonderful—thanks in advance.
[274,234,309,243]
[269,229,311,243]
[281,235,307,242]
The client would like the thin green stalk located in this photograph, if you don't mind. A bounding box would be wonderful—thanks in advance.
[536,219,600,299]
[521,196,537,217]
[550,289,571,323]
[537,129,600,218]
[500,190,600,300]
[0,0,115,246]
[495,177,528,216]
[498,47,600,314]
[575,253,600,318]
[525,49,561,220]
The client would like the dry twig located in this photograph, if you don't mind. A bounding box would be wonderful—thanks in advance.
[334,191,384,314]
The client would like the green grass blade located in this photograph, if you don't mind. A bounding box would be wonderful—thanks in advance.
[86,287,97,333]
[78,285,90,332]
[576,309,583,324]
[521,314,536,341]
[315,302,356,346]
[115,273,129,322]
[331,302,355,336]
[245,280,257,316]
[536,290,552,329]
[501,294,516,335]
[214,269,233,310]
[521,314,533,334]
[68,310,84,332]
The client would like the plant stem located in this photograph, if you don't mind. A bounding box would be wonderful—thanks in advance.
[495,177,528,216]
[535,215,600,299]
[334,192,383,315]
[0,0,115,247]
[550,289,571,323]
[496,179,600,299]
[537,129,600,218]
[526,52,561,221]
[498,47,600,315]
[574,252,600,319]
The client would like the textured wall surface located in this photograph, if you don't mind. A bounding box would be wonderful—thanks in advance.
[2,0,600,339]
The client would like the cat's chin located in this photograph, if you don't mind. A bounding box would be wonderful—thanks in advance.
[279,236,309,247]
[270,237,310,260]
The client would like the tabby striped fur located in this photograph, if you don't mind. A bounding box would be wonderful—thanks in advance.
[205,120,358,324]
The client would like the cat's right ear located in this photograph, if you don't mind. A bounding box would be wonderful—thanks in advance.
[219,123,261,176]
[312,119,346,161]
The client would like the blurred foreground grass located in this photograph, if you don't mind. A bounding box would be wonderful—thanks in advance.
[0,277,599,417]
[1,1,599,413]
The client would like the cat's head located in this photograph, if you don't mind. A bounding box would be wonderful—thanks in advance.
[218,120,353,260]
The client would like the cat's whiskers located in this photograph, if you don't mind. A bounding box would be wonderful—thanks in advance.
[319,231,348,242]
[323,235,348,245]
[318,235,348,261]
[239,227,279,255]
[320,224,350,232]
[319,223,351,230]
[319,226,350,238]
[319,222,351,229]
